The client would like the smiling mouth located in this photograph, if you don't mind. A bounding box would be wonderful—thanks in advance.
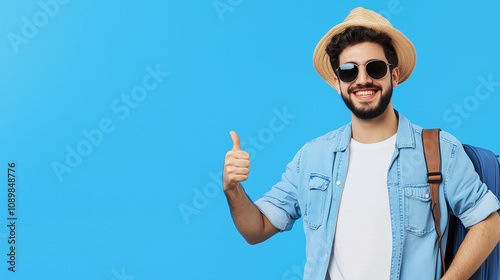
[354,90,377,97]
[350,88,380,101]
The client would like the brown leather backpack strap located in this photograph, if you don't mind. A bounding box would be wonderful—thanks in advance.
[422,129,446,273]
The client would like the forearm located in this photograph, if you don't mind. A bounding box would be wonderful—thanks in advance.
[224,183,278,244]
[441,212,500,280]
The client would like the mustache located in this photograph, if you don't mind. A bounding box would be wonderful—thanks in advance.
[348,84,382,94]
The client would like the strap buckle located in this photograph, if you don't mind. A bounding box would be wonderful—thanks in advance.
[427,172,442,183]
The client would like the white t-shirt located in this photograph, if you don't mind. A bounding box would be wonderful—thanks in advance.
[328,134,396,280]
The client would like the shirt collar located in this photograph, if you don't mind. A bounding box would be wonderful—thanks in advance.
[332,111,416,152]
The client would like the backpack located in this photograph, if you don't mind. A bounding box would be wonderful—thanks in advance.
[422,129,500,279]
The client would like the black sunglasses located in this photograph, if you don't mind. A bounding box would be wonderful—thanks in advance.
[336,60,393,83]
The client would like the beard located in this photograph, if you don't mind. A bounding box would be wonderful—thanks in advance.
[340,83,393,120]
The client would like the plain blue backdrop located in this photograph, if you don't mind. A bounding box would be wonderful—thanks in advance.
[0,1,499,279]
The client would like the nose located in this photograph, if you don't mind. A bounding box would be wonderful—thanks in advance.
[354,64,373,85]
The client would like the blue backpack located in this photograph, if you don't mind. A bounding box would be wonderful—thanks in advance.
[422,129,500,279]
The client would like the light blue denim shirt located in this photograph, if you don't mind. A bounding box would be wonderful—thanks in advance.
[255,113,500,280]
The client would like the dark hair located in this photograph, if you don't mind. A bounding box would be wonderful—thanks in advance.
[325,26,398,75]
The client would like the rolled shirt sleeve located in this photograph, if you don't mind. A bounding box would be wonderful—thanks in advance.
[444,141,500,229]
[254,148,303,232]
[460,189,500,228]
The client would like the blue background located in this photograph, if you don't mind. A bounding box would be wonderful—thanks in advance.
[0,1,499,279]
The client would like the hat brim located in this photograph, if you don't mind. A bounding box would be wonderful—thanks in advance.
[313,18,416,90]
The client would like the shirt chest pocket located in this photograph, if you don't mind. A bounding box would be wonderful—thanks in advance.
[404,184,435,236]
[304,173,330,230]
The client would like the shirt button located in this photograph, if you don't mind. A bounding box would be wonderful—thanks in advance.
[336,181,341,186]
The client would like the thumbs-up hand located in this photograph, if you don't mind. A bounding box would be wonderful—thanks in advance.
[223,131,251,191]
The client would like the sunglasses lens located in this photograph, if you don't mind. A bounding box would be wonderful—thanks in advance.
[366,60,388,79]
[338,63,358,83]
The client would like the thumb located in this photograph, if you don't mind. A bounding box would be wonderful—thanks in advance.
[230,131,241,151]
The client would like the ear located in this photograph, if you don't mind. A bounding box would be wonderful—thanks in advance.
[391,67,400,88]
[334,76,341,95]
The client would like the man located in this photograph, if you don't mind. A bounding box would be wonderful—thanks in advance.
[223,7,500,280]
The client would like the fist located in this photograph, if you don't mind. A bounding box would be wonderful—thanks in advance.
[223,131,251,191]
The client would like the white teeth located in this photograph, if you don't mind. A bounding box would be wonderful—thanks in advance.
[355,90,376,96]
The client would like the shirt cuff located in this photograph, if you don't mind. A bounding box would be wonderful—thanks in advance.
[255,198,294,232]
[460,189,500,229]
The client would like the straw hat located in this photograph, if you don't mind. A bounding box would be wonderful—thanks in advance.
[313,7,416,90]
